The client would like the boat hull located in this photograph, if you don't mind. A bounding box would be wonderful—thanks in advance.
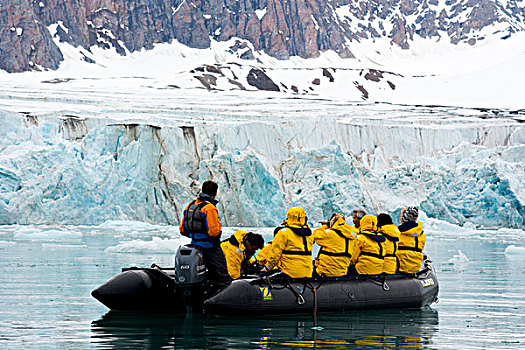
[92,264,439,315]
[91,268,185,312]
[204,270,439,316]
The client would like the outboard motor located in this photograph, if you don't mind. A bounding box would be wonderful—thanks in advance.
[174,244,208,314]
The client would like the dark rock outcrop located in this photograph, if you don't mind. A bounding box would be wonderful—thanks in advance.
[0,0,356,72]
[323,68,334,82]
[194,74,218,90]
[1,0,525,72]
[364,69,383,82]
[246,68,280,91]
[60,116,88,141]
[0,0,63,72]
[354,82,369,99]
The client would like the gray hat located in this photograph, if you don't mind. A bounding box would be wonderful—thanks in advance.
[401,206,419,223]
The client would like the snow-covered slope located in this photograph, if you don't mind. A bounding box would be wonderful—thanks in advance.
[4,27,525,109]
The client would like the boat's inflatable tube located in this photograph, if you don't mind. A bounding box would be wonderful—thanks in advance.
[92,261,438,315]
[91,267,184,312]
[204,269,438,316]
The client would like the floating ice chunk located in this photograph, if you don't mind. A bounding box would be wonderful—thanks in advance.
[0,241,16,249]
[425,218,471,234]
[504,245,525,255]
[423,218,525,241]
[98,220,160,230]
[447,250,470,272]
[13,228,82,241]
[498,228,525,236]
[96,220,180,238]
[504,245,525,262]
[105,236,189,253]
[75,256,94,262]
[42,243,88,250]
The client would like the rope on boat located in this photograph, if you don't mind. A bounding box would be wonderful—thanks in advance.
[265,276,274,289]
[382,275,390,291]
[313,286,318,317]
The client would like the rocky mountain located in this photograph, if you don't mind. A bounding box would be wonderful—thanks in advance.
[1,0,525,73]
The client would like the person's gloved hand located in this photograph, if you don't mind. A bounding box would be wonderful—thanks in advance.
[259,266,272,277]
[242,261,265,275]
[254,261,264,271]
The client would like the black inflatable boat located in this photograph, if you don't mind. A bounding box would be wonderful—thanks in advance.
[92,245,439,315]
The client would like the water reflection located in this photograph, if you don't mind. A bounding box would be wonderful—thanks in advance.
[91,308,438,349]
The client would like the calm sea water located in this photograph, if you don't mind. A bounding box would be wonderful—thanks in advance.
[0,223,524,349]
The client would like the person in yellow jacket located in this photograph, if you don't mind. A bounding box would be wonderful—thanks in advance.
[313,213,356,277]
[349,215,386,275]
[249,224,285,271]
[221,230,264,279]
[352,209,366,234]
[251,241,273,267]
[397,206,426,273]
[377,213,401,274]
[261,207,314,278]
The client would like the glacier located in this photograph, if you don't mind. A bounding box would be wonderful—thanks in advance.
[1,95,523,228]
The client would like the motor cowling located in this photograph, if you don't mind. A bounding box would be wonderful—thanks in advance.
[175,244,207,285]
[174,244,208,314]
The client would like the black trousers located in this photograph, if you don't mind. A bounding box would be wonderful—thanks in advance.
[201,246,231,288]
[347,265,358,276]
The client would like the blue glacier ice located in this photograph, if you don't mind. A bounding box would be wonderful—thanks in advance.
[0,108,524,228]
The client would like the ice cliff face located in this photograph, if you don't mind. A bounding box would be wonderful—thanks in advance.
[1,0,525,72]
[1,107,523,228]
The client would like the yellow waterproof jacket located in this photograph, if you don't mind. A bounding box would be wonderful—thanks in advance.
[313,218,356,277]
[266,226,314,278]
[265,208,314,278]
[221,230,251,280]
[397,221,426,273]
[251,242,274,266]
[378,224,401,274]
[350,215,387,275]
[250,225,287,270]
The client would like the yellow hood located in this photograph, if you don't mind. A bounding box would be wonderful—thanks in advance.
[329,213,345,228]
[378,224,400,239]
[330,213,355,239]
[359,215,377,232]
[286,207,308,227]
[233,230,251,242]
[399,221,424,236]
[332,222,357,239]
